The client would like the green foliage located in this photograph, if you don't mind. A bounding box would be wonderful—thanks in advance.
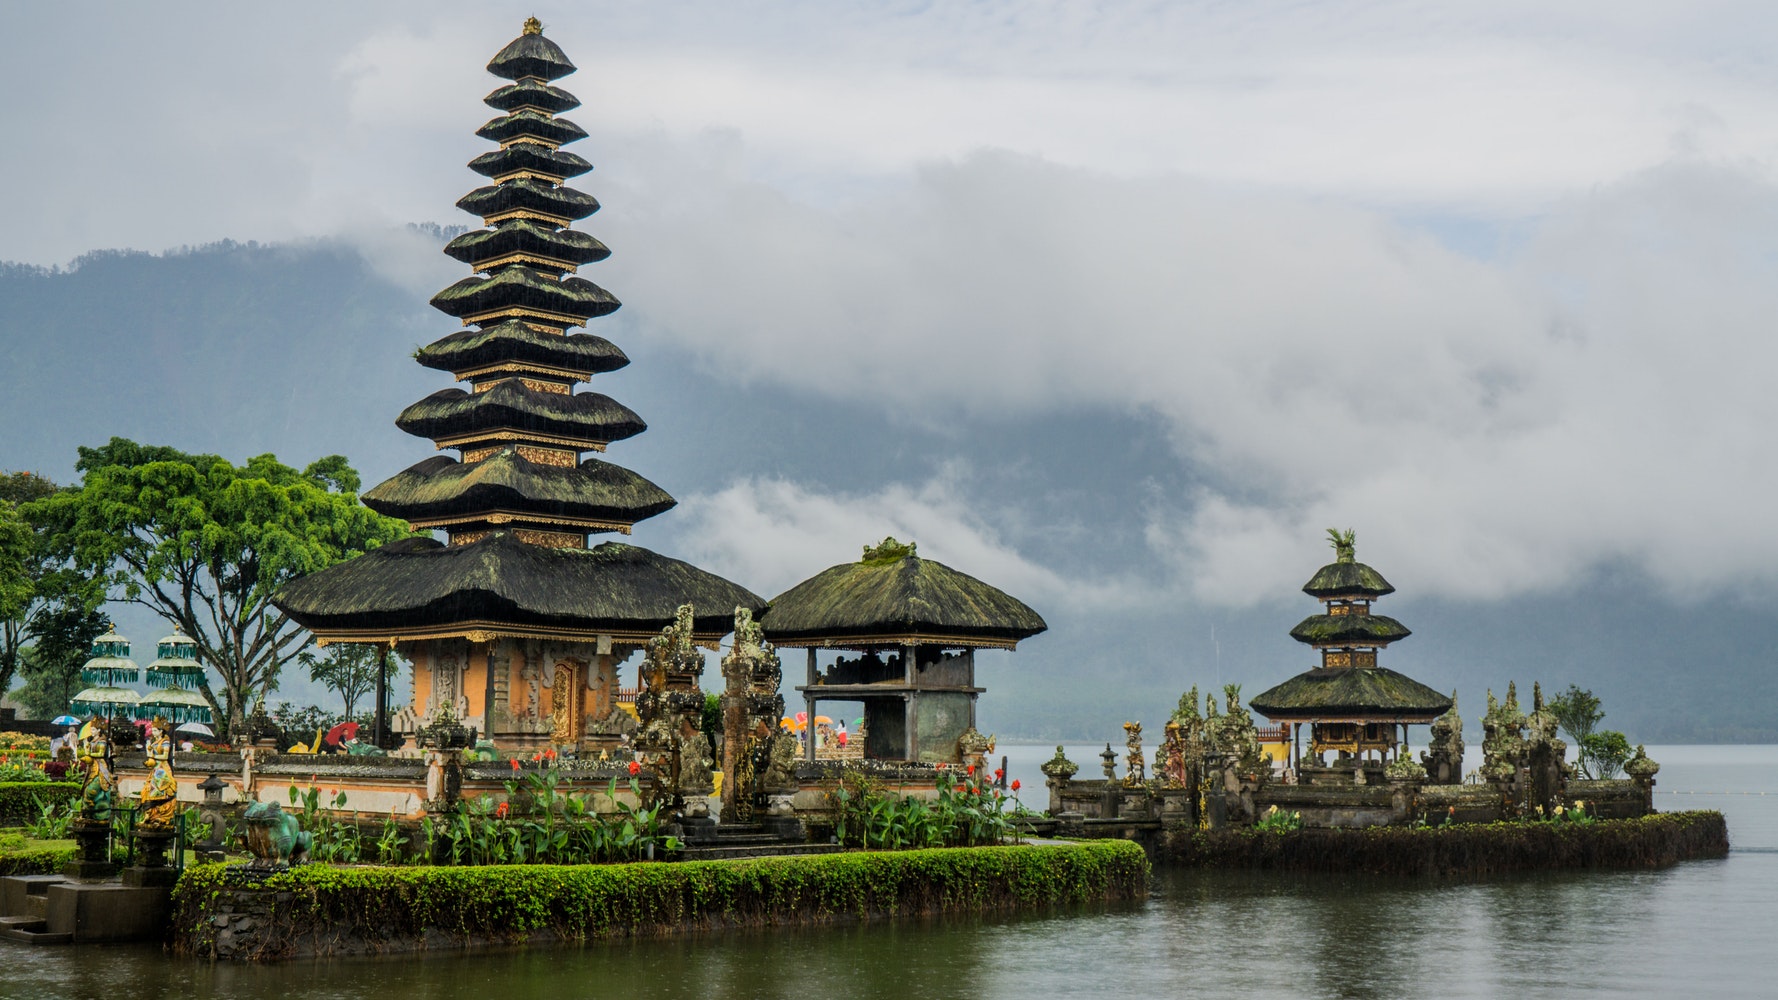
[300,644,400,718]
[0,838,77,876]
[12,602,107,720]
[1168,811,1729,875]
[1580,731,1634,780]
[36,438,412,735]
[0,471,95,703]
[829,766,1013,850]
[170,841,1150,960]
[1548,684,1604,746]
[26,793,75,839]
[701,692,722,753]
[1254,805,1302,833]
[0,782,78,824]
[290,784,363,863]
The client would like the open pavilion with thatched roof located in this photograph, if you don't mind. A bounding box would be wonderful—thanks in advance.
[760,538,1046,764]
[1249,530,1451,775]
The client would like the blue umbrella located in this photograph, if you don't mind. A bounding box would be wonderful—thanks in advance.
[51,715,79,726]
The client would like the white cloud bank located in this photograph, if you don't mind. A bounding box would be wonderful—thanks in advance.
[609,152,1778,606]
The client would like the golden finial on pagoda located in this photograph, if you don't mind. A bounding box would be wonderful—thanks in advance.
[523,16,543,34]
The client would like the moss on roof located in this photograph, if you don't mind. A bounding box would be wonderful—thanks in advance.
[469,144,592,181]
[1288,613,1411,646]
[443,221,610,270]
[476,111,588,147]
[1302,561,1395,599]
[760,539,1047,647]
[486,28,577,83]
[395,382,645,445]
[416,320,627,377]
[484,81,580,115]
[363,451,676,526]
[274,532,763,638]
[1249,667,1452,720]
[429,267,619,322]
[457,179,599,223]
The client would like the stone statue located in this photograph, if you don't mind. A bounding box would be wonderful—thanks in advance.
[136,716,179,829]
[74,718,115,819]
[760,727,800,793]
[958,726,994,771]
[1123,721,1145,784]
[243,801,312,869]
[1041,745,1079,815]
[1328,527,1357,563]
[1421,692,1464,784]
[1158,720,1189,787]
[1210,684,1269,776]
[1480,682,1529,790]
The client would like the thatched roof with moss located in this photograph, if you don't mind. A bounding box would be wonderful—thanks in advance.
[274,532,763,643]
[484,81,580,115]
[416,321,627,378]
[476,111,588,147]
[1249,667,1452,722]
[1302,560,1394,599]
[760,539,1047,649]
[469,143,592,181]
[487,24,577,82]
[363,451,675,527]
[430,267,619,323]
[457,180,598,225]
[1288,613,1411,646]
[443,222,610,272]
[395,383,645,445]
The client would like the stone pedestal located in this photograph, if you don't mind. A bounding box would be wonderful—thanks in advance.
[123,827,179,887]
[62,818,116,881]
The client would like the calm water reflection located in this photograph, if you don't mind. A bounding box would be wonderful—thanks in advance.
[3,745,1772,1000]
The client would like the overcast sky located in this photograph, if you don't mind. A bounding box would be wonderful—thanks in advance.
[7,0,1778,623]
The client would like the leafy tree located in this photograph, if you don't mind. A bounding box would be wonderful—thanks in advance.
[0,473,97,697]
[300,643,399,718]
[36,438,411,737]
[10,602,107,719]
[1548,684,1603,745]
[1580,731,1634,780]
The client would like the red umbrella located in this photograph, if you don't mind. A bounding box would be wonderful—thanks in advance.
[324,721,360,747]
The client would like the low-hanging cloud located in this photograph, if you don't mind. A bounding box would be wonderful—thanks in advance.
[601,149,1778,606]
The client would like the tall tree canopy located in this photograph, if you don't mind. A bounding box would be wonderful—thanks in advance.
[0,471,94,699]
[12,603,107,720]
[36,438,411,734]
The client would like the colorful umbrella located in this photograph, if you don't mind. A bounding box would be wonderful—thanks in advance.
[71,685,141,718]
[325,721,360,747]
[139,686,213,725]
[146,626,205,688]
[175,722,214,737]
[51,715,79,726]
[80,626,139,686]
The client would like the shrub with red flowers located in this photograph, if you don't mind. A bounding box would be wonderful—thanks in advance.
[829,765,1015,850]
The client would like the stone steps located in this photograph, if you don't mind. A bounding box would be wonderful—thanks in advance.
[0,914,72,946]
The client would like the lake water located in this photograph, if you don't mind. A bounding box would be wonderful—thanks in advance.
[3,744,1771,999]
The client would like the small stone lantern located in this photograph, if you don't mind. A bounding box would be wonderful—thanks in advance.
[196,773,228,862]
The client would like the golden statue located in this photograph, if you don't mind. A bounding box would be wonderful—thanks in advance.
[75,718,115,818]
[136,716,180,829]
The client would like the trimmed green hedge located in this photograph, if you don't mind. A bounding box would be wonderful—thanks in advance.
[0,840,76,876]
[172,841,1149,960]
[1164,810,1728,875]
[0,782,78,824]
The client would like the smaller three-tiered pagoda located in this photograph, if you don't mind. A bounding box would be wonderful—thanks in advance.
[1249,530,1451,771]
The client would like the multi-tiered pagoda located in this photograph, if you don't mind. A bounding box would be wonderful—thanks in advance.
[277,20,761,752]
[1249,530,1450,770]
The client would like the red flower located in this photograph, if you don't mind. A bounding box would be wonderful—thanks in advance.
[966,764,976,775]
[496,801,509,819]
[510,758,522,771]
[628,760,641,776]
[544,748,557,760]
[994,768,1004,781]
[532,753,542,762]
[1011,779,1021,791]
